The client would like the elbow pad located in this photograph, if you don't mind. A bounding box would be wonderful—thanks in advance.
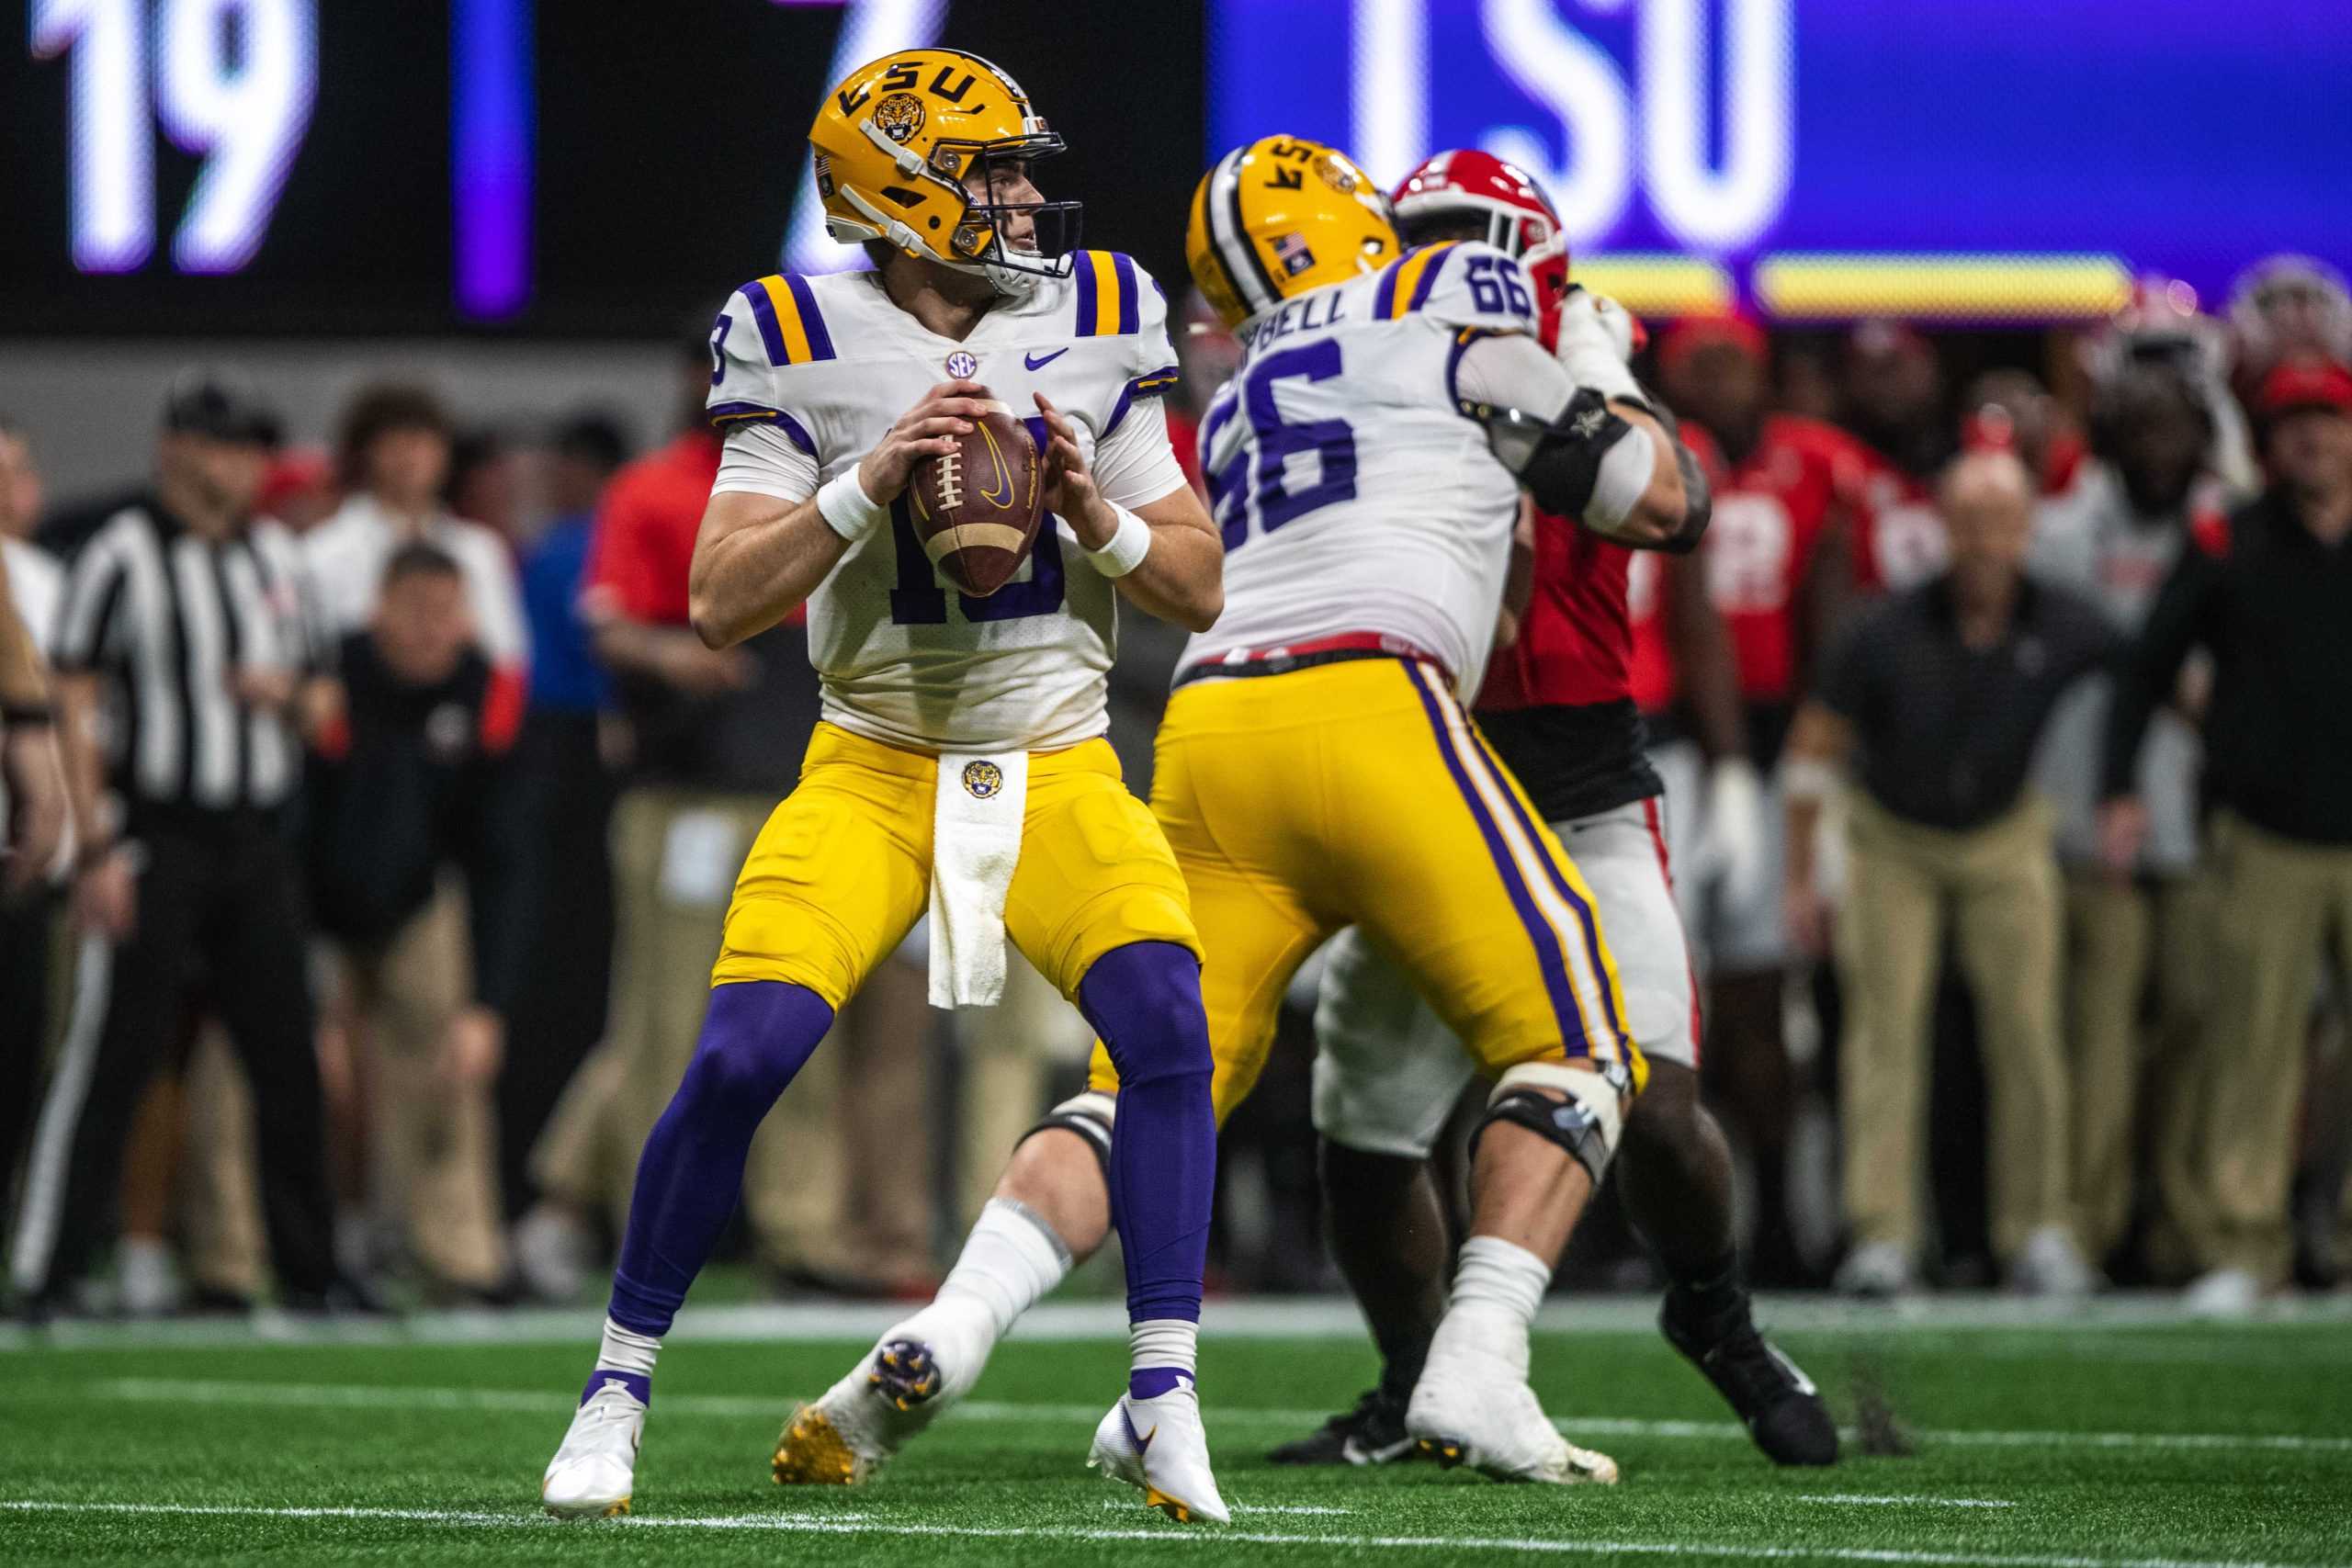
[1468,387,1657,535]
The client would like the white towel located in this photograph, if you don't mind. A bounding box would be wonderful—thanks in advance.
[928,749,1031,1008]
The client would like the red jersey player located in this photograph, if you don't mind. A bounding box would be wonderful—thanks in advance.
[1652,312,1873,1283]
[1274,150,1837,1474]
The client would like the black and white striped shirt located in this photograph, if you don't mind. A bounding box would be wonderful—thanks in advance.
[51,498,323,818]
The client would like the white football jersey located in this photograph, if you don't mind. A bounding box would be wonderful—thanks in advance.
[707,254,1182,753]
[1188,239,1539,698]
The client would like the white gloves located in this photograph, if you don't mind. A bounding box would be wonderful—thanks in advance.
[1555,288,1643,406]
[1705,757,1767,909]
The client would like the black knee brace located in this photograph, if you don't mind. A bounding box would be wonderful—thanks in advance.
[1470,1089,1613,1188]
[1012,1090,1114,1185]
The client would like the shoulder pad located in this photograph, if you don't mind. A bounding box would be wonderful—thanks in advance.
[1069,251,1161,339]
[706,278,822,453]
[729,274,840,367]
[1375,241,1536,333]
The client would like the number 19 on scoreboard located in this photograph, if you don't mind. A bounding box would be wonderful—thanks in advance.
[31,0,316,275]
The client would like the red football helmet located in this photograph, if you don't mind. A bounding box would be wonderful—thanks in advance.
[1390,149,1560,261]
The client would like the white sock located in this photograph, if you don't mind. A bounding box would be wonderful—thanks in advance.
[933,1198,1071,1337]
[1128,1318,1199,1399]
[1437,1235,1552,1381]
[596,1317,660,1379]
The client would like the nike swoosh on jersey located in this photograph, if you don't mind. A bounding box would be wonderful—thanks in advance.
[1025,348,1070,370]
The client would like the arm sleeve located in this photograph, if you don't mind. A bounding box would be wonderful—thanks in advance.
[51,530,127,674]
[713,421,821,503]
[1091,396,1191,511]
[2102,542,2219,798]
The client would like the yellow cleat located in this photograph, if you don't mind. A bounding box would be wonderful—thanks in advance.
[1143,1486,1192,1523]
[774,1403,863,1486]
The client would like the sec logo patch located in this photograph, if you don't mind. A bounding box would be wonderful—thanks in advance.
[944,350,978,379]
[961,760,1004,799]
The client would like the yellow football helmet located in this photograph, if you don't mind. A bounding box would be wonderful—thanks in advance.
[1186,136,1398,328]
[809,48,1080,293]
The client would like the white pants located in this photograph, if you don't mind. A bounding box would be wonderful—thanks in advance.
[1312,796,1699,1158]
[1651,739,1790,976]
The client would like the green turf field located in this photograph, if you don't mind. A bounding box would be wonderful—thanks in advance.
[4,1299,2349,1565]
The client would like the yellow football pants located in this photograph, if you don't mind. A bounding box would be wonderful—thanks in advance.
[1089,657,1638,1120]
[713,722,1200,1005]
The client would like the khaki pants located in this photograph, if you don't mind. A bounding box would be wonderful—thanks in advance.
[531,786,857,1278]
[343,885,508,1291]
[2062,873,2211,1262]
[1838,795,2070,1262]
[178,1030,267,1298]
[2170,813,2352,1285]
[952,948,1091,1228]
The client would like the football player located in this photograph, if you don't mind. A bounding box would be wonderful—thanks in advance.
[541,49,1230,1522]
[779,133,1702,1489]
[1272,152,1836,1470]
[1655,313,1874,1291]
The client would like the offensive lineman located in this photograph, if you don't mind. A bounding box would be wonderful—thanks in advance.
[1276,152,1836,1469]
[777,134,1702,1489]
[541,49,1231,1521]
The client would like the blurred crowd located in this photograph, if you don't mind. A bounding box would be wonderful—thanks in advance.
[2,252,2349,1321]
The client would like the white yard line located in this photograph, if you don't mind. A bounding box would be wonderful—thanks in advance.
[4,1292,2346,1354]
[51,1378,2352,1457]
[0,1499,2329,1568]
[1799,1496,2018,1508]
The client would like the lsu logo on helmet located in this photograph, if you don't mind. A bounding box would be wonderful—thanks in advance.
[1186,136,1398,328]
[808,48,1080,293]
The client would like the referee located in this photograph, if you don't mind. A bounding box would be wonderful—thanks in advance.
[10,371,350,1314]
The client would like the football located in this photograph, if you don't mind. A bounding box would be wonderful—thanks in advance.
[908,400,1046,597]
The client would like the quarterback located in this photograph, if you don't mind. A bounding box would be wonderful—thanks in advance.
[541,49,1231,1522]
[778,134,1702,1489]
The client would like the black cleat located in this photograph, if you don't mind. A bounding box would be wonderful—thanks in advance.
[1661,1288,1838,1466]
[1267,1388,1418,1466]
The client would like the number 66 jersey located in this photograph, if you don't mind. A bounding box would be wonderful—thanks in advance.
[707,254,1189,754]
[1188,238,1538,699]
[1085,235,1640,1134]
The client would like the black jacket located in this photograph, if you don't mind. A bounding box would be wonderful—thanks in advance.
[2104,489,2352,845]
[305,633,527,1010]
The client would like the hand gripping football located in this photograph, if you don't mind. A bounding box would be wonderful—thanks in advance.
[908,400,1046,597]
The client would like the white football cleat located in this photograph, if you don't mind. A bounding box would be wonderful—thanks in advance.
[1406,1353,1619,1486]
[774,1328,977,1485]
[542,1377,646,1518]
[1087,1384,1230,1524]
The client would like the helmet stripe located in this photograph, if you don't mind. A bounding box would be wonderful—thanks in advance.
[1193,162,1252,319]
[1209,149,1279,316]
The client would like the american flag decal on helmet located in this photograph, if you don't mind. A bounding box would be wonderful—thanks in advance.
[1273,231,1316,277]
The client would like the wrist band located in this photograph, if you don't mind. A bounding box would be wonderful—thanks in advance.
[817,467,888,543]
[1086,504,1152,579]
[0,700,55,728]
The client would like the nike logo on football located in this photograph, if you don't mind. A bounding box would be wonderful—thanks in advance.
[1025,348,1069,370]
